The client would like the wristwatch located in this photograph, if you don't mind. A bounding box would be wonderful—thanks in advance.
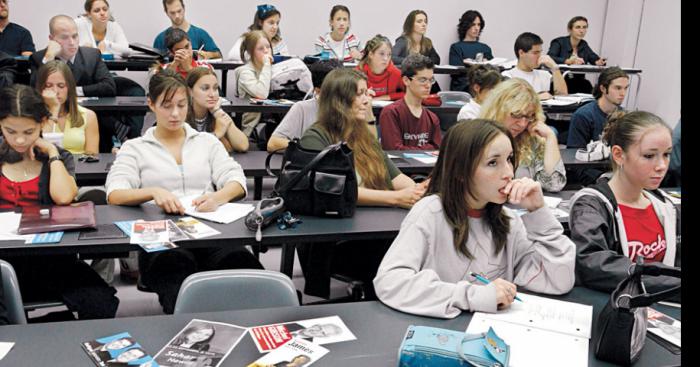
[48,155,61,164]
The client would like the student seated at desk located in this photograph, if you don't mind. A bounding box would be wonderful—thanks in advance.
[0,0,36,57]
[456,64,502,121]
[373,120,576,318]
[548,16,606,94]
[153,0,221,59]
[106,69,263,314]
[160,28,213,80]
[298,68,427,298]
[313,5,362,62]
[480,78,566,192]
[227,4,289,62]
[267,59,343,153]
[502,32,568,100]
[379,54,441,150]
[75,0,131,58]
[186,67,248,152]
[36,60,99,156]
[448,10,493,93]
[567,67,628,185]
[569,111,680,297]
[356,35,405,101]
[392,10,440,93]
[0,85,119,320]
[234,30,273,137]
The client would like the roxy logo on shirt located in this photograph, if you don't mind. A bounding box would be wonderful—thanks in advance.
[628,234,666,262]
[403,132,430,146]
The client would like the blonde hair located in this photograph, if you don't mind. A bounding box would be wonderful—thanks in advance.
[479,78,545,167]
[240,30,271,66]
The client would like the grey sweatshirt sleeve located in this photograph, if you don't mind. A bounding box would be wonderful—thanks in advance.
[373,200,498,319]
[510,206,576,295]
[105,139,142,196]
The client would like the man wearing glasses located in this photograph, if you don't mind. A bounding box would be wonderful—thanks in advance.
[153,0,221,60]
[0,0,35,57]
[502,32,568,100]
[379,54,442,150]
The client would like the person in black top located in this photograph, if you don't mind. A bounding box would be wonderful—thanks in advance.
[548,16,607,93]
[448,10,493,92]
[0,50,16,88]
[0,0,35,57]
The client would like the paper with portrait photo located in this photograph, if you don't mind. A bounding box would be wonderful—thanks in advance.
[173,217,220,240]
[249,315,356,353]
[81,331,159,367]
[153,319,246,367]
[647,307,681,347]
[130,220,169,244]
[246,338,328,367]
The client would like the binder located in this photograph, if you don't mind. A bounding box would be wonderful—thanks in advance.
[17,201,97,234]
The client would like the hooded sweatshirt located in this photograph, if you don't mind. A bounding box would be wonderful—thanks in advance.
[358,61,405,100]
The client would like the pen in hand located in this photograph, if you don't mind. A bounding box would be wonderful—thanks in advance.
[470,272,523,302]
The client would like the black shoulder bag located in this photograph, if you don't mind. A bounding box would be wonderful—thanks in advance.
[265,138,357,217]
[594,259,681,366]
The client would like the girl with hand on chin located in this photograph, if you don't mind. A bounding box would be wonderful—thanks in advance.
[0,84,118,320]
[227,4,288,62]
[235,30,273,137]
[106,69,263,314]
[373,120,576,318]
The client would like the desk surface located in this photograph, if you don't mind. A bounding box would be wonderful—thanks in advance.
[0,287,679,366]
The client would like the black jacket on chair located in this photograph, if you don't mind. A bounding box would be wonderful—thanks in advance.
[29,47,116,96]
[0,51,17,89]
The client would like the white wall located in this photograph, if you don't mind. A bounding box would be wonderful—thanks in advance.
[11,0,679,125]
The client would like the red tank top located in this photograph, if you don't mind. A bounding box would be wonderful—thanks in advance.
[0,174,40,209]
[619,203,667,263]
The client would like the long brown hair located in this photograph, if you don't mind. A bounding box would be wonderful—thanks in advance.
[185,67,219,132]
[316,68,389,190]
[35,60,85,128]
[602,110,671,172]
[401,10,433,56]
[427,120,516,259]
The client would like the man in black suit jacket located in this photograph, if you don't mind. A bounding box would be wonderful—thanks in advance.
[29,15,115,96]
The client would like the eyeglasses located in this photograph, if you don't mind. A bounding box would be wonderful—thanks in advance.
[409,76,437,85]
[256,4,276,18]
[510,112,536,123]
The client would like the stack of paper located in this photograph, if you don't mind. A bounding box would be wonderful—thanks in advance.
[466,293,592,367]
[179,195,254,224]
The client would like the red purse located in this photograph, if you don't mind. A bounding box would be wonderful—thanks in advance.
[422,94,442,106]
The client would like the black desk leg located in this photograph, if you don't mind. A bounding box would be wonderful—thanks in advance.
[221,70,228,96]
[280,243,296,278]
[254,177,263,200]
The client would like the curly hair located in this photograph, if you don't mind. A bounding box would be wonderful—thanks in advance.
[457,10,484,41]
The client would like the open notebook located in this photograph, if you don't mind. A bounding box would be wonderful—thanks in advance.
[466,293,592,367]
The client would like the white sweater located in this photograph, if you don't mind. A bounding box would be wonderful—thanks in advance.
[373,194,575,319]
[75,16,131,57]
[105,124,247,199]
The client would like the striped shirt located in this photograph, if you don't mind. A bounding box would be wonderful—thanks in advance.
[314,33,360,62]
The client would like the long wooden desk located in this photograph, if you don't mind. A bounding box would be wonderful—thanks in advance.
[0,287,680,366]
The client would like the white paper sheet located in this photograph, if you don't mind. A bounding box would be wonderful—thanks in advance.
[543,196,562,208]
[0,342,14,361]
[179,195,254,224]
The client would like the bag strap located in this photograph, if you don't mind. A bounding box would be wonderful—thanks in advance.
[265,147,287,177]
[616,263,681,308]
[274,142,344,195]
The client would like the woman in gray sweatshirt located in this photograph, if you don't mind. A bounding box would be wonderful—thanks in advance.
[373,119,575,319]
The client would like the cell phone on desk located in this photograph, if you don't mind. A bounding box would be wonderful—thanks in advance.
[78,154,100,163]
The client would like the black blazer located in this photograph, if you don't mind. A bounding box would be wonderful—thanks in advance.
[0,51,17,89]
[30,47,116,96]
[548,36,601,65]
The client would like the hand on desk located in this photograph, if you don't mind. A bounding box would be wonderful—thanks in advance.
[190,193,220,212]
[394,182,428,209]
[151,187,186,215]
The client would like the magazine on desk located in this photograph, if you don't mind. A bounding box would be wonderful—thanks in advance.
[153,319,246,367]
[647,307,681,348]
[465,293,592,367]
[249,315,356,353]
[246,338,328,367]
[82,332,159,367]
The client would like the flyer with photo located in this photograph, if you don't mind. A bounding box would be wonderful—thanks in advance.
[249,315,356,353]
[246,338,328,367]
[82,332,159,367]
[153,319,246,367]
[138,241,179,253]
[166,220,189,242]
[130,220,169,244]
[647,307,681,347]
[173,217,220,239]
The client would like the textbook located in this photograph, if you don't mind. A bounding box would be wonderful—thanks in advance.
[247,338,328,367]
[249,315,356,353]
[153,319,246,367]
[82,332,158,367]
[466,293,592,367]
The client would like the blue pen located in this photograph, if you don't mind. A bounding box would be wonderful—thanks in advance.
[470,272,523,302]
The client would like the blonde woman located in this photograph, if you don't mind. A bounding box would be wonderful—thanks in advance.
[479,78,566,192]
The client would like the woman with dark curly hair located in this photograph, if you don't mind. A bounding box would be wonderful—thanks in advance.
[448,10,493,92]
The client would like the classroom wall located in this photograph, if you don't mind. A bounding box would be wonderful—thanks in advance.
[11,0,679,125]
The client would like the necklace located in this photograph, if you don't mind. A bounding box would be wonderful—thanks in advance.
[193,114,208,123]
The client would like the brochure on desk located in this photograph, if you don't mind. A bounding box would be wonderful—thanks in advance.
[465,293,592,367]
[249,315,356,353]
[246,338,328,367]
[647,307,681,347]
[82,332,159,367]
[153,319,246,367]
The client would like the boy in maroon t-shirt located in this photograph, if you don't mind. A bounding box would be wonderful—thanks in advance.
[379,54,441,150]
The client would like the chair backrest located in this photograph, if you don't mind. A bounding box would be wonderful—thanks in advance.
[173,269,299,314]
[0,260,27,324]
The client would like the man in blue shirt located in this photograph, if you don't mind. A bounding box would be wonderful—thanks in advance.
[567,66,628,185]
[153,0,221,60]
[0,0,35,56]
